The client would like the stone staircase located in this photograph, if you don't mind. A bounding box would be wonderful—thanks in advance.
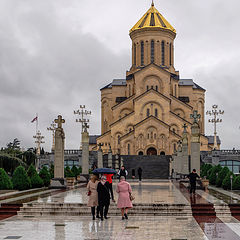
[18,202,192,217]
[121,155,171,179]
[0,204,22,220]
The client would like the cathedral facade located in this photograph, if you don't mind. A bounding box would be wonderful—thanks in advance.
[97,3,210,155]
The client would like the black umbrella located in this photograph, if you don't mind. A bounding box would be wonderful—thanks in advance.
[92,168,117,174]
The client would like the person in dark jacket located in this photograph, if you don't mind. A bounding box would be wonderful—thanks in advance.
[118,166,128,180]
[97,175,111,220]
[137,167,143,182]
[187,169,200,194]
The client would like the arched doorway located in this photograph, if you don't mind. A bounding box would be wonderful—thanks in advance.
[160,151,165,155]
[138,151,144,155]
[147,147,157,155]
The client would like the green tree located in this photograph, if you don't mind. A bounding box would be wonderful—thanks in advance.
[0,168,13,190]
[233,175,240,190]
[71,165,79,178]
[12,166,31,190]
[49,164,54,178]
[201,164,213,178]
[39,166,51,186]
[222,172,235,190]
[209,165,222,185]
[64,166,74,177]
[216,167,230,187]
[27,164,43,188]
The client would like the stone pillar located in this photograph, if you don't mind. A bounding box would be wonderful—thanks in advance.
[190,122,201,174]
[82,131,89,174]
[181,125,189,175]
[212,150,220,165]
[50,115,66,188]
[97,143,103,168]
[108,145,112,168]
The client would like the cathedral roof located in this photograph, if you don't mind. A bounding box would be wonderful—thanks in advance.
[130,2,176,34]
[179,79,205,91]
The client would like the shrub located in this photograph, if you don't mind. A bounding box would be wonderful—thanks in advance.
[216,167,230,187]
[233,175,240,190]
[49,164,54,179]
[64,166,74,177]
[39,166,51,186]
[27,164,37,178]
[209,165,222,185]
[222,172,235,190]
[78,166,82,174]
[201,164,213,178]
[30,173,44,188]
[12,166,31,190]
[0,168,13,190]
[71,165,79,178]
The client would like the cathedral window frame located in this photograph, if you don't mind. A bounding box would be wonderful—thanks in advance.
[161,41,165,66]
[151,40,155,63]
[141,41,144,66]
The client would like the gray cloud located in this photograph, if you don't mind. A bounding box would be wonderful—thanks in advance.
[0,0,239,150]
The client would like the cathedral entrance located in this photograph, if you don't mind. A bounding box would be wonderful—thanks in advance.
[147,147,157,155]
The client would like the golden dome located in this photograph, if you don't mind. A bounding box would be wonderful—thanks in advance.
[130,3,176,34]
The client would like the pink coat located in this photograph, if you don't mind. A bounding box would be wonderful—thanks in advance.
[116,180,133,209]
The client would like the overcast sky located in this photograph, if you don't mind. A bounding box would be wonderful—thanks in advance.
[0,0,239,151]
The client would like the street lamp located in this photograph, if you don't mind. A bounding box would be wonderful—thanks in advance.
[206,105,224,149]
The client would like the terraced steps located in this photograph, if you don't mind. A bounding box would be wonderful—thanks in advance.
[18,202,192,217]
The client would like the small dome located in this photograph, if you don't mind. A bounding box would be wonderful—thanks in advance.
[130,3,176,34]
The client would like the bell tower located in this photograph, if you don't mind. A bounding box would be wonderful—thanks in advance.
[129,2,176,73]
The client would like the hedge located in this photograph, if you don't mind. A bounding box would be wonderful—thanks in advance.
[216,167,230,187]
[12,166,31,190]
[0,168,13,190]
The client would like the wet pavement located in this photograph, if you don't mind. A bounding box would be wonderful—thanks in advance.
[1,180,240,239]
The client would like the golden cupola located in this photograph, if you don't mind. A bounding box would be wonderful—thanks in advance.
[129,2,176,72]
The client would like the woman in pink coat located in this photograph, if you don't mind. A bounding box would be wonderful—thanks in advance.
[116,176,133,220]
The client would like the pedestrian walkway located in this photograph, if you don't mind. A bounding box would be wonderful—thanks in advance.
[1,180,240,239]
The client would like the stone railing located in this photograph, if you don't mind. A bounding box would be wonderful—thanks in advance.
[64,150,81,155]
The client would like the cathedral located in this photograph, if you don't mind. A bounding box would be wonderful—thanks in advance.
[97,3,211,155]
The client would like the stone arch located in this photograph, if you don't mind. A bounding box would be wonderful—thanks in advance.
[142,75,164,94]
[171,140,178,154]
[120,108,132,118]
[173,108,185,119]
[141,101,164,120]
[170,124,180,134]
[126,124,134,133]
[146,126,157,144]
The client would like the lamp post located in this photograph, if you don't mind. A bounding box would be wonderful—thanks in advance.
[206,105,224,149]
[33,130,45,170]
[47,121,56,152]
[74,105,91,132]
[230,174,233,191]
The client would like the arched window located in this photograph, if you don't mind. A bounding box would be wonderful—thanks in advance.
[127,144,130,155]
[155,109,158,118]
[156,86,158,91]
[161,41,165,65]
[141,41,144,66]
[151,85,153,89]
[147,108,150,117]
[151,40,154,63]
[134,43,136,65]
[154,133,157,139]
[118,135,120,144]
[147,85,149,91]
[170,43,172,65]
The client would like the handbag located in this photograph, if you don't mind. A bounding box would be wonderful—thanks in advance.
[87,191,91,196]
[129,192,135,201]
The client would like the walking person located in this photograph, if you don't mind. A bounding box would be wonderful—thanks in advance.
[137,167,142,182]
[87,175,100,220]
[187,169,201,194]
[118,166,128,180]
[97,175,111,221]
[116,176,133,220]
[104,173,115,202]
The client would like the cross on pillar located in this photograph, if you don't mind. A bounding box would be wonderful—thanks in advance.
[83,122,89,132]
[54,115,65,128]
[190,110,201,124]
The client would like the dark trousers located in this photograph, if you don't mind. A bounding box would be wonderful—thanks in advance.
[190,182,196,194]
[139,174,142,181]
[99,203,109,218]
[109,183,114,200]
[91,206,100,217]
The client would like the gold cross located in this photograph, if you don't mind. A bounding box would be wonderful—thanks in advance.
[54,115,65,128]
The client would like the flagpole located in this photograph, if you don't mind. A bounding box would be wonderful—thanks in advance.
[36,113,38,133]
